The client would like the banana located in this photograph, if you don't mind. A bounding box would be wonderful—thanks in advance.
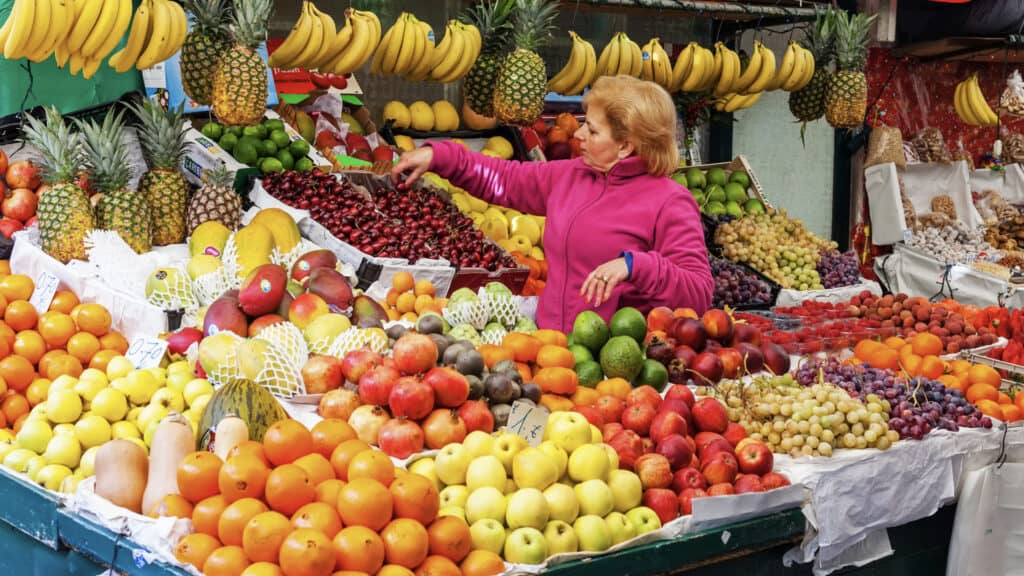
[968,75,999,126]
[109,0,151,72]
[66,0,102,54]
[724,91,762,112]
[291,3,324,69]
[428,20,455,74]
[461,22,481,61]
[80,0,119,57]
[440,23,477,82]
[429,20,465,81]
[731,41,763,95]
[714,43,738,97]
[19,0,51,59]
[405,19,435,81]
[548,31,585,94]
[698,43,721,91]
[652,38,672,89]
[332,9,375,75]
[767,42,797,91]
[309,3,337,70]
[135,0,170,69]
[0,13,10,52]
[158,0,187,62]
[68,50,85,74]
[612,33,631,76]
[954,81,977,126]
[391,14,419,76]
[405,16,430,78]
[269,1,313,68]
[640,38,656,83]
[788,46,815,91]
[781,45,808,91]
[669,42,696,93]
[680,43,707,92]
[318,11,353,70]
[88,0,131,67]
[28,0,71,62]
[595,33,620,78]
[3,0,35,60]
[625,35,642,77]
[564,34,596,96]
[358,10,381,54]
[377,13,407,75]
[743,43,775,94]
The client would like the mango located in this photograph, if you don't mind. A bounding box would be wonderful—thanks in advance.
[236,339,272,381]
[288,293,330,330]
[203,296,249,337]
[233,223,275,278]
[291,249,338,285]
[198,332,241,377]
[190,221,231,258]
[238,264,288,317]
[187,254,223,280]
[351,294,388,328]
[250,208,301,254]
[306,268,353,313]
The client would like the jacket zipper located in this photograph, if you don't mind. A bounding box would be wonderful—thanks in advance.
[560,170,610,329]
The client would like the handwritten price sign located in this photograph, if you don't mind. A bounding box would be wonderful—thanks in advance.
[125,338,170,369]
[29,271,59,314]
[504,400,548,446]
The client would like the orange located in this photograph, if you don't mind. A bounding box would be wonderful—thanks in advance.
[378,566,415,576]
[883,336,907,349]
[12,330,45,364]
[72,303,111,336]
[174,533,221,570]
[66,332,101,364]
[48,290,79,314]
[534,366,579,395]
[1000,404,1021,422]
[386,309,401,322]
[98,331,128,354]
[501,333,543,363]
[178,451,224,504]
[241,510,292,563]
[514,362,532,382]
[386,289,401,308]
[265,464,316,516]
[413,280,435,297]
[0,274,33,302]
[596,377,632,400]
[193,495,230,537]
[228,440,270,466]
[242,563,285,576]
[291,501,343,539]
[920,356,946,380]
[1,393,28,425]
[37,311,74,348]
[43,354,82,379]
[539,393,574,413]
[966,384,999,405]
[535,345,576,370]
[315,479,345,506]
[854,339,883,362]
[910,333,943,357]
[401,312,417,323]
[310,419,357,459]
[294,453,336,486]
[899,354,922,377]
[24,378,47,406]
[415,555,461,576]
[570,386,601,407]
[332,526,386,574]
[390,473,439,526]
[392,272,415,293]
[0,355,34,392]
[148,494,194,519]
[949,359,972,374]
[380,518,429,569]
[976,399,1003,419]
[0,322,15,351]
[426,516,471,563]
[263,419,315,466]
[203,545,251,576]
[532,329,569,348]
[459,550,505,576]
[278,528,335,576]
[88,349,120,372]
[868,347,899,371]
[412,295,434,315]
[4,300,36,332]
[217,498,269,547]
[937,375,961,391]
[336,478,393,531]
[476,344,515,369]
[967,364,1002,388]
[329,439,371,481]
[346,450,395,486]
[999,391,1013,405]
[219,455,271,503]
[37,350,65,378]
[395,293,417,315]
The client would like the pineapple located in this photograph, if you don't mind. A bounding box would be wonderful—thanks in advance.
[130,100,189,246]
[825,11,877,129]
[186,165,241,234]
[181,0,231,106]
[20,108,95,263]
[789,9,835,124]
[462,0,516,117]
[492,0,558,125]
[77,110,153,254]
[212,0,273,126]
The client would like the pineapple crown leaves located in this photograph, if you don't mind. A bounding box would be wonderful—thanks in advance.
[833,9,877,72]
[462,0,517,55]
[183,0,231,39]
[201,164,234,187]
[20,107,83,184]
[508,0,558,53]
[801,8,837,63]
[75,109,132,194]
[128,99,188,171]
[229,0,273,50]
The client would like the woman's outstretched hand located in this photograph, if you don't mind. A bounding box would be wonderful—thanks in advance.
[581,257,629,306]
[390,146,434,190]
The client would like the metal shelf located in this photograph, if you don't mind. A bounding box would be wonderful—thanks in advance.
[893,36,1024,64]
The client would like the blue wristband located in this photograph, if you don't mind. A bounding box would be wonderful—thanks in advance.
[621,251,633,279]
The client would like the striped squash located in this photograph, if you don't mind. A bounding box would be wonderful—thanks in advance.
[196,378,288,451]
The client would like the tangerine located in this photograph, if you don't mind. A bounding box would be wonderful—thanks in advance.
[178,451,224,503]
[265,463,316,516]
[242,563,285,576]
[976,399,1003,419]
[910,333,943,357]
[44,354,82,379]
[535,345,576,370]
[920,356,946,380]
[241,510,292,563]
[148,494,194,519]
[329,439,370,481]
[217,498,269,546]
[966,384,999,404]
[532,329,569,348]
[346,449,395,486]
[310,419,356,459]
[426,516,471,563]
[73,303,111,336]
[332,525,385,574]
[315,478,345,505]
[12,330,45,364]
[66,332,101,364]
[380,518,429,569]
[501,333,543,363]
[0,322,15,351]
[1000,404,1021,422]
[203,545,251,576]
[98,331,128,353]
[294,452,336,486]
[87,349,119,372]
[4,300,36,331]
[377,566,415,576]
[218,455,271,503]
[336,478,392,531]
[263,419,315,466]
[48,290,79,314]
[459,550,505,576]
[291,501,343,538]
[0,355,34,391]
[596,377,632,400]
[278,528,336,576]
[967,364,1002,388]
[392,272,415,293]
[414,555,461,576]
[229,440,270,467]
[0,275,33,301]
[396,293,416,315]
[174,533,221,570]
[25,378,48,406]
[1,393,28,424]
[390,473,438,526]
[37,311,74,348]
[413,280,435,297]
[193,495,230,537]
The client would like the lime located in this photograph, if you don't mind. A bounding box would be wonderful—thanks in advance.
[275,149,295,170]
[242,126,261,138]
[572,310,610,354]
[233,141,259,165]
[200,122,223,140]
[575,360,604,388]
[569,344,593,366]
[289,139,310,157]
[218,133,238,153]
[635,359,669,392]
[269,129,291,149]
[729,171,751,188]
[294,157,314,172]
[260,157,284,174]
[238,135,262,151]
[599,335,644,382]
[260,139,278,157]
[254,124,268,139]
[609,307,647,343]
[264,119,285,132]
[227,126,244,138]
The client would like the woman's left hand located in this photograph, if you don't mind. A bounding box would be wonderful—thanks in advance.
[581,257,629,306]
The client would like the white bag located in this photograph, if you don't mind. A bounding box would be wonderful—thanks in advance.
[946,462,1024,576]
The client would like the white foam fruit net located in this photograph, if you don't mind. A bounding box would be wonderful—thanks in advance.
[480,324,508,346]
[146,266,199,311]
[205,331,243,387]
[482,290,520,329]
[443,298,491,330]
[328,328,367,359]
[192,269,234,307]
[218,234,244,289]
[363,329,389,355]
[253,322,308,398]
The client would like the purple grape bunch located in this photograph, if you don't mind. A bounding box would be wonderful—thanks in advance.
[816,250,861,289]
[709,255,775,308]
[795,357,992,440]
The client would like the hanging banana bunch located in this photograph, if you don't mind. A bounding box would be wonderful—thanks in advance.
[639,37,672,91]
[547,31,596,96]
[955,74,999,127]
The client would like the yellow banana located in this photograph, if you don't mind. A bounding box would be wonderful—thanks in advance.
[269,1,313,68]
[461,22,481,61]
[373,14,402,75]
[788,46,815,91]
[430,20,465,81]
[954,81,978,126]
[564,34,596,96]
[440,23,477,82]
[309,3,337,70]
[732,41,763,95]
[68,51,85,74]
[0,13,10,52]
[109,0,151,72]
[669,42,696,93]
[19,0,51,59]
[969,75,998,126]
[358,10,381,55]
[724,91,762,112]
[80,0,119,57]
[428,20,455,73]
[651,38,672,89]
[744,43,775,94]
[159,0,187,62]
[27,0,70,62]
[332,9,374,75]
[391,14,419,76]
[640,38,656,82]
[626,35,642,77]
[89,0,132,66]
[613,33,632,76]
[767,42,797,91]
[596,33,620,78]
[782,45,808,91]
[548,31,586,94]
[714,44,738,97]
[2,0,35,59]
[135,0,170,69]
[319,12,353,70]
[681,44,707,92]
[54,40,70,67]
[66,0,103,54]
[381,13,410,75]
[405,19,435,81]
[698,43,721,91]
[291,3,324,69]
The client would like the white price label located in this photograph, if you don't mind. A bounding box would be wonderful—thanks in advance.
[504,400,548,446]
[29,272,59,314]
[902,229,913,243]
[125,338,170,369]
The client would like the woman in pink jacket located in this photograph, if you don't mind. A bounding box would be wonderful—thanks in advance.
[391,75,713,332]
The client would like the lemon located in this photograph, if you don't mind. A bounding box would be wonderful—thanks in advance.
[382,101,412,129]
[431,100,460,131]
[408,101,435,131]
[484,136,514,159]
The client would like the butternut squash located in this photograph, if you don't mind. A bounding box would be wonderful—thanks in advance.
[212,415,249,462]
[94,439,148,513]
[142,413,195,515]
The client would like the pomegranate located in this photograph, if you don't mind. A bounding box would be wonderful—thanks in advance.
[421,409,468,449]
[348,404,390,445]
[342,348,383,384]
[0,218,23,239]
[2,187,37,222]
[378,418,425,459]
[318,388,362,420]
[358,365,400,406]
[457,400,494,433]
[423,367,469,408]
[392,333,438,375]
[388,376,434,420]
[5,160,39,190]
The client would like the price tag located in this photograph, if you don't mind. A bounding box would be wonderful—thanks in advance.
[504,400,548,446]
[966,254,977,264]
[125,338,170,369]
[29,271,59,314]
[902,229,913,243]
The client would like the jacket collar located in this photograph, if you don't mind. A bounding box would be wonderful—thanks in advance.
[573,155,649,181]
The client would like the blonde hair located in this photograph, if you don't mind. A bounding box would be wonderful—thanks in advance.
[583,75,679,178]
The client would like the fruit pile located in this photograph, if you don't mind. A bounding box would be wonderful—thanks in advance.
[528,113,583,160]
[381,272,446,323]
[0,152,40,238]
[715,210,835,290]
[708,256,776,309]
[382,100,461,133]
[816,250,861,289]
[512,251,549,297]
[263,170,518,270]
[570,308,667,390]
[199,117,318,174]
[674,166,765,218]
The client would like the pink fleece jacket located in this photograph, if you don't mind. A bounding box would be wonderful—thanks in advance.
[427,141,713,332]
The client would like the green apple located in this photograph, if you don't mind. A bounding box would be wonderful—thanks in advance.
[590,424,602,444]
[440,485,470,509]
[437,506,466,522]
[543,520,578,556]
[165,370,193,396]
[112,376,152,407]
[606,469,643,513]
[167,360,191,374]
[16,419,53,453]
[126,406,142,424]
[143,418,161,446]
[469,518,506,555]
[0,430,13,443]
[435,443,471,486]
[44,434,82,468]
[604,511,637,546]
[74,415,112,449]
[90,388,128,422]
[542,482,579,524]
[183,378,214,407]
[506,488,550,530]
[466,455,507,492]
[3,448,37,471]
[127,370,160,405]
[59,472,83,494]
[143,367,167,385]
[105,356,135,380]
[149,388,185,413]
[408,457,441,491]
[462,430,495,459]
[53,423,77,436]
[77,368,108,388]
[26,404,48,422]
[504,527,548,564]
[512,447,558,490]
[46,389,83,424]
[0,442,18,463]
[537,441,568,479]
[573,514,612,552]
[574,479,614,517]
[625,506,662,535]
[111,420,141,440]
[504,478,517,495]
[26,455,48,482]
[73,377,106,403]
[48,375,78,396]
[189,394,212,420]
[543,412,591,454]
[136,403,169,434]
[78,446,99,477]
[465,486,506,524]
[601,444,619,472]
[567,444,609,482]
[37,464,72,491]
[491,432,527,474]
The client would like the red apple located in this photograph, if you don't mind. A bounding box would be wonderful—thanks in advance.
[595,395,626,424]
[731,323,762,346]
[626,385,662,410]
[722,422,747,447]
[658,397,693,432]
[634,454,673,489]
[641,488,679,524]
[377,417,424,459]
[602,422,624,442]
[733,474,765,494]
[694,432,727,454]
[458,399,494,433]
[391,333,438,375]
[342,348,383,385]
[760,342,791,375]
[641,437,656,455]
[22,215,35,228]
[677,487,708,515]
[736,441,774,475]
[621,403,657,436]
[735,342,764,374]
[665,384,696,409]
[701,453,739,486]
[698,439,735,464]
[422,408,467,449]
[701,309,734,343]
[656,434,692,471]
[574,405,605,428]
[2,187,36,222]
[649,411,688,443]
[608,430,644,470]
[358,365,400,406]
[707,483,735,497]
[388,376,435,420]
[423,366,469,408]
[689,352,724,385]
[319,388,361,420]
[672,467,707,492]
[5,160,39,189]
[0,149,7,177]
[716,348,743,379]
[692,398,729,434]
[301,354,345,394]
[166,327,202,357]
[672,345,698,370]
[760,472,791,490]
[671,317,707,351]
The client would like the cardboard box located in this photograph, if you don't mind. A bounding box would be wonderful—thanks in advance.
[674,155,772,209]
